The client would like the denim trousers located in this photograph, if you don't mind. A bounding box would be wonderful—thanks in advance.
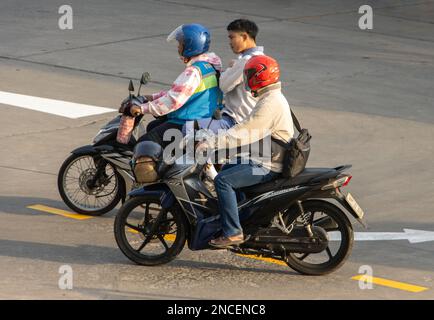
[214,161,279,237]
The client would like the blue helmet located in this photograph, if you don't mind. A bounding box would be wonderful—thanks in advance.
[167,24,210,58]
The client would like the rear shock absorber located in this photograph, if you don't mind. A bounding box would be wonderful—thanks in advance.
[297,201,314,237]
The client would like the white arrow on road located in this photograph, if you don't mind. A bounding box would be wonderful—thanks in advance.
[0,90,116,118]
[329,229,434,244]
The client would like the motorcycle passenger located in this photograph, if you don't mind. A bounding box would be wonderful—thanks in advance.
[192,19,265,181]
[197,55,295,247]
[122,23,223,148]
[189,19,264,133]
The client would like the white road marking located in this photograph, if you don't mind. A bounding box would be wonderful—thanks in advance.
[329,229,434,243]
[0,90,116,118]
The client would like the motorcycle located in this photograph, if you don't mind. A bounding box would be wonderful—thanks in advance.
[114,144,366,275]
[57,73,151,215]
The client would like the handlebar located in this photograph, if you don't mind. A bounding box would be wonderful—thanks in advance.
[120,95,148,117]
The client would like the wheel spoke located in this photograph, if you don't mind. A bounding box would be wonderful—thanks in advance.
[84,196,89,208]
[312,216,328,225]
[78,159,85,173]
[157,234,169,251]
[135,209,167,252]
[65,176,79,181]
[326,247,333,260]
[96,188,116,198]
[136,237,152,252]
[78,193,90,206]
[299,253,310,261]
[125,223,143,233]
[85,157,92,169]
[144,203,150,224]
[167,221,176,231]
[72,162,82,175]
[69,188,81,200]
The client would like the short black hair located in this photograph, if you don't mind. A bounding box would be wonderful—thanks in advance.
[227,19,258,41]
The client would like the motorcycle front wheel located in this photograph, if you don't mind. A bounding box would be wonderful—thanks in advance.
[57,153,123,215]
[114,195,186,266]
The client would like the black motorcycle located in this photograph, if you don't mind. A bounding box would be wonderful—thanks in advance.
[57,74,150,215]
[114,147,366,275]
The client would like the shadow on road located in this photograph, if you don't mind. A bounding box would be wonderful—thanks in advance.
[1,196,433,274]
[0,238,299,276]
[0,196,118,219]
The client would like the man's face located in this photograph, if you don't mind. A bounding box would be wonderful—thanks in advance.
[228,31,248,54]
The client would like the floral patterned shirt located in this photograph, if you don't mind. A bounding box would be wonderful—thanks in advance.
[139,52,222,117]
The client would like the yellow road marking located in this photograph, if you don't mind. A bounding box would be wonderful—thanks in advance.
[164,234,176,242]
[236,254,287,266]
[127,228,176,242]
[27,204,93,220]
[352,275,429,293]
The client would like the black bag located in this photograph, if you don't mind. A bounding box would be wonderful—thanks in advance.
[272,109,312,178]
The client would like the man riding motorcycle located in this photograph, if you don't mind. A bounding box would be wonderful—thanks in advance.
[197,55,295,247]
[122,23,223,148]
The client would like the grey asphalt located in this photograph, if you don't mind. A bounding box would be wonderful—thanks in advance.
[0,0,433,299]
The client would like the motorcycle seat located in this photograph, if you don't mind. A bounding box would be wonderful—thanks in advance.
[239,168,339,196]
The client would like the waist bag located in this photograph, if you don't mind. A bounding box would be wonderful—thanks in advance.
[272,109,312,178]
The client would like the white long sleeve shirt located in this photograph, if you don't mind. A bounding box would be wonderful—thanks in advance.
[214,83,295,173]
[219,46,264,124]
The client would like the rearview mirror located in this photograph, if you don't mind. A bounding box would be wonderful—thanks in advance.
[128,80,135,92]
[140,72,151,85]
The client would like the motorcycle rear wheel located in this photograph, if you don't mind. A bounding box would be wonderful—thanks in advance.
[58,153,123,216]
[283,200,354,276]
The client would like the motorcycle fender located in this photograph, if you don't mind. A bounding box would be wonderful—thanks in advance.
[309,189,367,229]
[71,145,98,155]
[334,195,367,229]
[127,183,175,209]
[71,144,115,155]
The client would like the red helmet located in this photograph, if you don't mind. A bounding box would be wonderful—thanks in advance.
[244,55,280,93]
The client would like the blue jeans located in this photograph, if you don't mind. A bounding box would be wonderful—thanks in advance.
[214,161,279,237]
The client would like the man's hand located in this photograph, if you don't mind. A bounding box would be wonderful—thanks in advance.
[195,140,211,155]
[144,95,154,102]
[195,129,216,154]
[122,102,142,117]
